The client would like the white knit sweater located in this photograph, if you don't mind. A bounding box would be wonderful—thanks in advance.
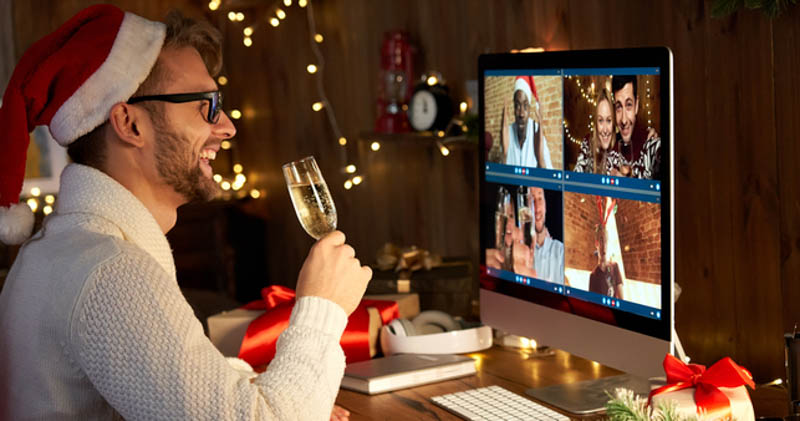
[0,164,348,420]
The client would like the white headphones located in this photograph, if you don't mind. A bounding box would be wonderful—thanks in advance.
[386,310,461,337]
[381,310,493,355]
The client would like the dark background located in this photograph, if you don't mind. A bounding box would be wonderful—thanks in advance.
[2,0,799,384]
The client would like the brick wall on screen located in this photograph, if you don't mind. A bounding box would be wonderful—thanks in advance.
[564,192,598,271]
[484,76,563,168]
[616,200,661,284]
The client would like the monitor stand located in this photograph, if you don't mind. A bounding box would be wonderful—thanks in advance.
[525,373,651,415]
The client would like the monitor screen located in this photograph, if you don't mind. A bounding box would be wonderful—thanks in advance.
[478,48,674,379]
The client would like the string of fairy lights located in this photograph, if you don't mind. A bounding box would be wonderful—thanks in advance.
[210,0,471,191]
[562,75,654,147]
[208,0,369,191]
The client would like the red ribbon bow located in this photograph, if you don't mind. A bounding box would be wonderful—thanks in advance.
[237,286,399,367]
[648,354,755,417]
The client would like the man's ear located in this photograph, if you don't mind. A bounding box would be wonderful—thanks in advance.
[108,102,146,147]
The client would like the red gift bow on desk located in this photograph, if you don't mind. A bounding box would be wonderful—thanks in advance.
[648,354,755,417]
[237,285,399,367]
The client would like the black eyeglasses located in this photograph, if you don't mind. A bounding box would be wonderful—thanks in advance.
[127,91,223,124]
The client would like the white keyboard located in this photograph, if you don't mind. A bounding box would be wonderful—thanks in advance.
[431,385,569,421]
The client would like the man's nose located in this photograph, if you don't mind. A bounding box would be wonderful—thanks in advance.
[213,110,237,139]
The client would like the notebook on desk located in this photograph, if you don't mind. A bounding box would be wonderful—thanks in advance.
[340,354,477,395]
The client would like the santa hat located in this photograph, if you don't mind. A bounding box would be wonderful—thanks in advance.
[514,75,538,105]
[0,4,165,245]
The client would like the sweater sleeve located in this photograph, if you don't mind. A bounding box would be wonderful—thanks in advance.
[69,245,347,421]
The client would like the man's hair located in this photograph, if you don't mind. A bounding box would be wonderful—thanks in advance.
[611,75,637,99]
[67,10,222,169]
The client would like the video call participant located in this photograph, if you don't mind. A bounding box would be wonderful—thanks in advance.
[611,75,661,180]
[573,88,624,175]
[486,187,564,284]
[588,223,625,299]
[501,76,553,169]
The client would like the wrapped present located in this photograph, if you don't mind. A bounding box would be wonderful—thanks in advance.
[649,354,755,421]
[207,286,419,367]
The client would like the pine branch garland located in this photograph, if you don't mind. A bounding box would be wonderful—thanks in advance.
[712,0,799,18]
[605,388,700,421]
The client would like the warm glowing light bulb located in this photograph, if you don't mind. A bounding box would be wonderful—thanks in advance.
[436,130,445,138]
[217,75,228,85]
[276,8,286,19]
[228,11,237,21]
[30,187,41,197]
[243,37,253,47]
[221,140,232,150]
[312,102,324,111]
[221,181,231,191]
[460,101,468,113]
[270,18,280,27]
[26,198,38,212]
[208,1,220,11]
[344,180,353,190]
[345,164,356,173]
[299,0,308,7]
[235,173,246,184]
[43,205,53,215]
[314,33,324,43]
[44,194,55,204]
[233,164,243,173]
[307,64,318,74]
[230,109,242,119]
[370,141,380,151]
[213,174,223,183]
[243,26,253,36]
[283,0,292,6]
[338,137,347,146]
[352,175,363,185]
[426,76,438,86]
[236,12,245,21]
[440,145,450,156]
[250,189,262,199]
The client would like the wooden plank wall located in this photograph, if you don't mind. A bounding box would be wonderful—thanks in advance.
[9,0,800,382]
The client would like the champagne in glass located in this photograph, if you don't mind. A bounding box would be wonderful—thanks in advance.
[283,156,337,239]
[517,186,534,247]
[494,187,511,251]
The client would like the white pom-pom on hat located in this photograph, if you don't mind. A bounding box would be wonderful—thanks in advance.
[0,203,35,245]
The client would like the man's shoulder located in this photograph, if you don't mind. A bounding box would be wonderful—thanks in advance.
[20,225,155,281]
[543,235,564,253]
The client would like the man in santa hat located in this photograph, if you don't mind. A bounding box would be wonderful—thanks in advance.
[0,5,368,420]
[502,75,553,169]
[611,74,661,180]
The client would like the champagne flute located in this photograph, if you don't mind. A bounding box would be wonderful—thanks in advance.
[494,187,511,251]
[516,186,535,272]
[283,156,337,239]
[494,187,515,271]
[516,186,533,247]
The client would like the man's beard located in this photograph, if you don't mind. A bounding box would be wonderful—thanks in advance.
[516,120,526,144]
[153,121,218,202]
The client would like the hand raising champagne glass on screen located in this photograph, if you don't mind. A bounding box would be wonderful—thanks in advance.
[283,156,337,239]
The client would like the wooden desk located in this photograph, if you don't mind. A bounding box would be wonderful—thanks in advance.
[334,346,791,420]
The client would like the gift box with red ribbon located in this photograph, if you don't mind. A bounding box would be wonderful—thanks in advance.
[648,354,755,421]
[208,286,419,368]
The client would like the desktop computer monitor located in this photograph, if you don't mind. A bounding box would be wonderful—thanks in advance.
[478,47,674,412]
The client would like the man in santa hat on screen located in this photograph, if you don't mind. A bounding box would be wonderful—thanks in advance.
[502,75,553,169]
[0,5,369,420]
